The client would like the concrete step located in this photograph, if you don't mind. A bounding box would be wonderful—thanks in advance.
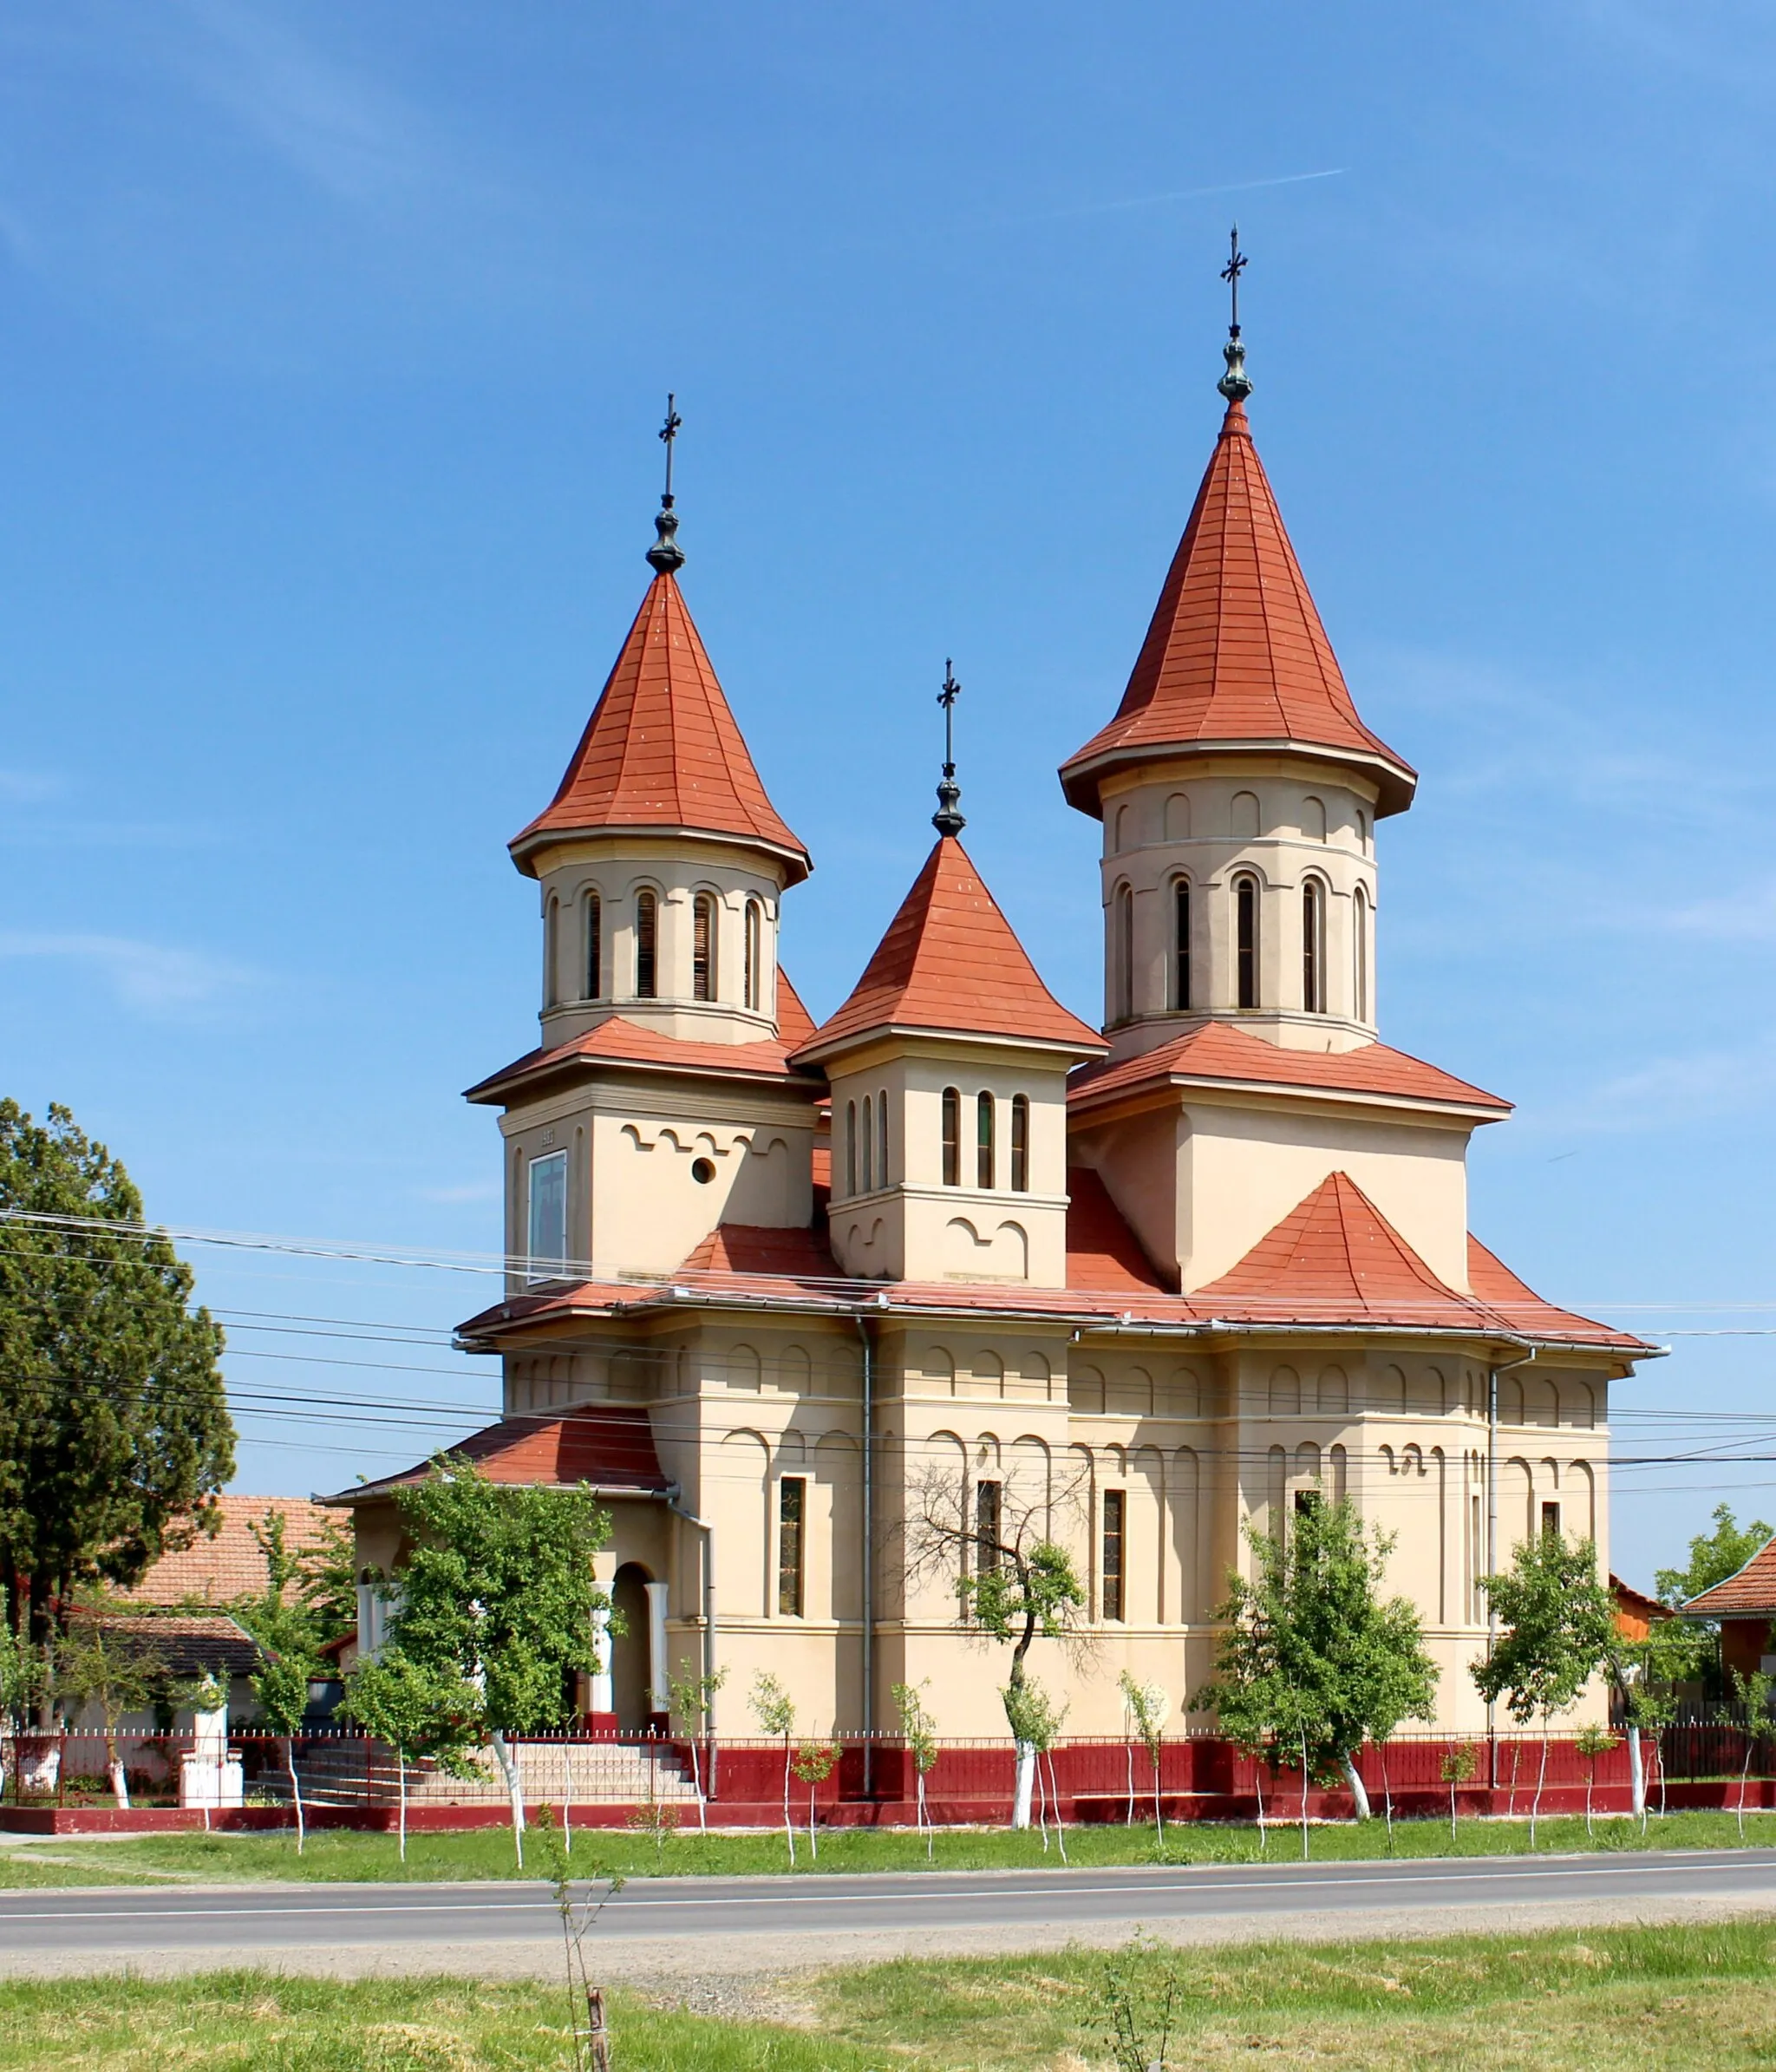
[286,1741,700,1807]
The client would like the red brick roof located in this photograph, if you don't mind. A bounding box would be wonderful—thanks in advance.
[330,1408,669,1504]
[1060,398,1415,818]
[795,836,1104,1060]
[467,1014,815,1102]
[121,1496,336,1607]
[1680,1539,1776,1618]
[1069,1019,1509,1117]
[1064,1167,1168,1292]
[513,572,810,882]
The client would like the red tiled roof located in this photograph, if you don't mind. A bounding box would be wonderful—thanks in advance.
[1681,1537,1776,1618]
[682,1222,838,1275]
[1069,1019,1510,1116]
[1064,1167,1168,1292]
[329,1408,669,1504]
[1195,1171,1453,1319]
[795,836,1104,1060]
[776,968,816,1049]
[1060,399,1415,818]
[121,1496,336,1607]
[513,572,810,881]
[466,1014,814,1101]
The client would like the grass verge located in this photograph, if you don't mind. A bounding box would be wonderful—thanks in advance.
[8,1921,1776,2066]
[9,1805,1776,1884]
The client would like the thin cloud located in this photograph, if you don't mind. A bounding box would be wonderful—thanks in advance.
[0,769,62,804]
[965,168,1347,235]
[0,931,259,1017]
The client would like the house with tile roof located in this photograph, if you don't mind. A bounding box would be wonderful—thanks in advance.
[330,327,1655,1742]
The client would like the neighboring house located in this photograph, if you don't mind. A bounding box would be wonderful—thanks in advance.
[121,1495,335,1608]
[1681,1539,1776,1682]
[60,1611,268,1734]
[329,321,1659,1739]
[1611,1574,1673,1644]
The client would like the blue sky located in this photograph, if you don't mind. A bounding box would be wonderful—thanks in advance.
[4,1,1775,1580]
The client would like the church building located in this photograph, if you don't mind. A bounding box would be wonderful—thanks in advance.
[336,315,1654,1742]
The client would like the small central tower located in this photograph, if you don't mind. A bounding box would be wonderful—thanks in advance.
[1060,243,1415,1061]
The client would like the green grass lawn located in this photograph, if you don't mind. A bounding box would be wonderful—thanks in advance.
[9,1921,1776,2067]
[8,1805,1776,1886]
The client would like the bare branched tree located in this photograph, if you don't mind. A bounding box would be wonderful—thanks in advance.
[898,1449,1092,1829]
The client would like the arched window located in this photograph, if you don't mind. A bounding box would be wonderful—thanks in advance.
[743,899,763,1010]
[1302,879,1323,1014]
[877,1091,889,1188]
[583,892,602,1000]
[635,891,658,998]
[976,1091,996,1189]
[859,1091,873,1193]
[1113,884,1134,1023]
[692,892,716,1002]
[544,895,560,1008]
[845,1101,858,1197]
[1010,1094,1029,1192]
[941,1088,961,1186]
[1235,876,1259,1010]
[1354,886,1370,1022]
[1172,880,1192,1011]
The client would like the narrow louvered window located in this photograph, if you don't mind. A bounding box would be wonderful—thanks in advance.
[635,891,658,999]
[975,1480,1002,1576]
[1236,877,1258,1010]
[544,896,560,1009]
[1010,1095,1029,1192]
[1114,884,1134,1022]
[859,1093,873,1193]
[877,1091,889,1188]
[692,893,716,1002]
[744,899,762,1010]
[1101,1489,1126,1622]
[584,892,602,1001]
[1354,886,1370,1022]
[941,1088,961,1186]
[976,1091,995,1189]
[1302,879,1322,1014]
[1172,880,1192,1011]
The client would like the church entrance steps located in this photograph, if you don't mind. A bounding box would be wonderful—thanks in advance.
[284,1736,699,1810]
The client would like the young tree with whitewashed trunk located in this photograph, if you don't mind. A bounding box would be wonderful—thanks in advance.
[667,1664,727,1835]
[901,1461,1087,1831]
[891,1681,940,1858]
[748,1671,798,1866]
[1118,1670,1170,1843]
[52,1609,164,1809]
[340,1648,478,1864]
[381,1459,611,1869]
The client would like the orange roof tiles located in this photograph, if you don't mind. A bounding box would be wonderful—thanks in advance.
[1064,1167,1168,1292]
[513,572,810,881]
[467,1015,814,1102]
[1195,1171,1456,1320]
[1681,1538,1776,1618]
[796,835,1104,1059]
[1060,399,1415,818]
[682,1222,838,1276]
[121,1496,336,1607]
[331,1408,668,1504]
[1069,1019,1510,1116]
[776,968,816,1049]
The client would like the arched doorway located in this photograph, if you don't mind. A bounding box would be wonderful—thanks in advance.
[610,1563,653,1732]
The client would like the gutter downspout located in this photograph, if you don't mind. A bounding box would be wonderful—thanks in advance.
[1485,1347,1538,1791]
[665,1490,717,1801]
[854,1310,878,1801]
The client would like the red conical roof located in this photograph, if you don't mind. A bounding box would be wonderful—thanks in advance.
[513,572,811,881]
[1060,400,1415,818]
[793,834,1104,1061]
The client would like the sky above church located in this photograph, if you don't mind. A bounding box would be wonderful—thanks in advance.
[3,2,1774,1577]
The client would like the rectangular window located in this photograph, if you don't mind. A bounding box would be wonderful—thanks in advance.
[635,892,657,999]
[1237,878,1258,1010]
[976,1090,995,1189]
[974,1480,1002,1577]
[1173,881,1192,1011]
[941,1088,961,1186]
[1009,1095,1029,1193]
[692,895,715,1002]
[1101,1489,1126,1622]
[778,1477,806,1617]
[1541,1500,1562,1541]
[584,894,602,1000]
[744,900,761,1010]
[1302,881,1322,1013]
[526,1151,568,1276]
[845,1101,857,1198]
[860,1093,873,1192]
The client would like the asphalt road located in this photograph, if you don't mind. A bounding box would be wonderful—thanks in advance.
[6,1847,1776,1964]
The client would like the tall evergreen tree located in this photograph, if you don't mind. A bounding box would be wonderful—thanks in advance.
[0,1101,232,1670]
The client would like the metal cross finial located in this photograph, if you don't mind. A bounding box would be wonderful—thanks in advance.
[646,392,687,573]
[932,659,965,837]
[1217,226,1253,405]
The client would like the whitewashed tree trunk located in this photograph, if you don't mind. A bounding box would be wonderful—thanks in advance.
[490,1731,526,1868]
[284,1737,304,1854]
[1626,1725,1646,1822]
[1341,1752,1372,1821]
[108,1757,130,1809]
[1011,1743,1035,1830]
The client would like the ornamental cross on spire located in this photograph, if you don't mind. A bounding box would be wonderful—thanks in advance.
[1217,226,1253,405]
[646,392,687,573]
[932,659,965,836]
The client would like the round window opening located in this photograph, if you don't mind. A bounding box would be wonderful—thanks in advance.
[691,1157,717,1185]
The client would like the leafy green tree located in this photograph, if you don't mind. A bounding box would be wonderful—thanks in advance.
[251,1651,317,1854]
[748,1670,798,1866]
[1118,1670,1170,1842]
[53,1606,166,1807]
[1573,1722,1616,1840]
[385,1458,611,1868]
[790,1738,839,1860]
[0,1101,233,1690]
[1473,1532,1614,1846]
[1194,1499,1439,1833]
[339,1647,479,1863]
[891,1680,939,1858]
[666,1663,726,1834]
[1729,1665,1773,1843]
[1440,1742,1479,1844]
[1005,1674,1069,1859]
[1656,1503,1773,1609]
